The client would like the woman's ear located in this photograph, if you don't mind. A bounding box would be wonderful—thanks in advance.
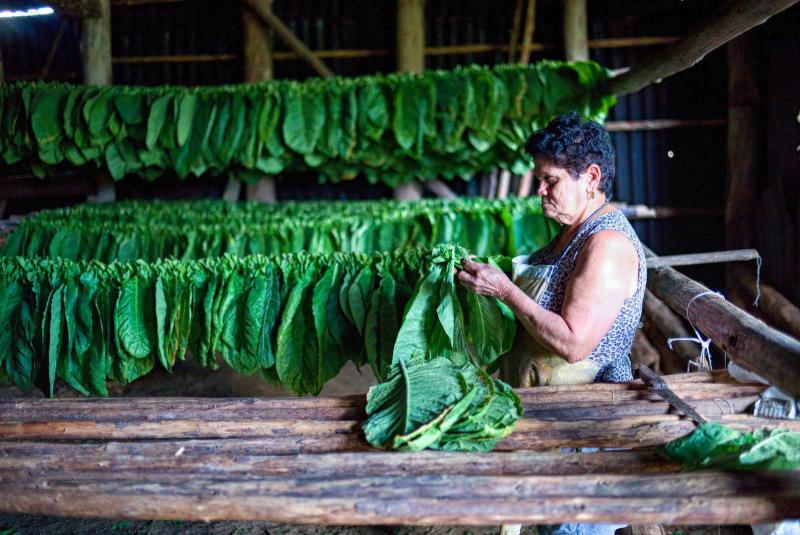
[585,163,602,192]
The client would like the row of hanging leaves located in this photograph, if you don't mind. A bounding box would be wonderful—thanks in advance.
[0,245,516,397]
[0,61,615,186]
[2,197,558,262]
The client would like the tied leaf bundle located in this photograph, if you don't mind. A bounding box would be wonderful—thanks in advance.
[2,197,558,261]
[1,62,615,185]
[363,352,522,452]
[657,422,800,471]
[0,245,516,397]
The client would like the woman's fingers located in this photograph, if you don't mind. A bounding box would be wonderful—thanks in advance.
[460,257,483,274]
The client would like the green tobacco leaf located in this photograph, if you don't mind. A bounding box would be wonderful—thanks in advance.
[176,93,197,147]
[275,264,319,394]
[115,276,153,359]
[282,89,325,155]
[146,95,171,150]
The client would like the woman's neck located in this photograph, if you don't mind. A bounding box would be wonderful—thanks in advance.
[564,195,608,232]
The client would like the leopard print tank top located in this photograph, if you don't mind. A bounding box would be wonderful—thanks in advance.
[528,210,646,382]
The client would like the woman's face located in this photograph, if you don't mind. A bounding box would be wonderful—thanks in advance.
[534,158,593,226]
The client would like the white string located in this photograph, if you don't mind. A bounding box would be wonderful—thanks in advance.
[667,290,726,372]
[753,255,763,307]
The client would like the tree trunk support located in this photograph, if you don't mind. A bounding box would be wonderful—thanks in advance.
[563,0,588,61]
[604,0,799,97]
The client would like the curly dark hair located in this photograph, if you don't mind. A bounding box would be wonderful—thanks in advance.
[524,112,616,195]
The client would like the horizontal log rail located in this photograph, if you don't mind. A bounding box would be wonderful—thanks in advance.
[112,54,238,64]
[2,370,798,524]
[605,119,726,132]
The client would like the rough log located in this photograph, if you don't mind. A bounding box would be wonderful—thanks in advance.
[518,0,537,64]
[604,0,800,97]
[0,447,679,477]
[631,329,661,373]
[734,273,800,341]
[646,248,800,396]
[643,289,698,367]
[563,0,588,61]
[243,0,333,78]
[508,0,524,62]
[1,470,798,524]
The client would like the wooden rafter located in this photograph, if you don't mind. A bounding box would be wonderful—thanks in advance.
[605,0,800,97]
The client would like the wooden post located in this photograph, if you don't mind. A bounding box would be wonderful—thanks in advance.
[563,0,588,61]
[242,0,277,203]
[396,0,426,74]
[508,0,524,62]
[604,0,800,97]
[518,0,537,64]
[0,47,4,83]
[725,33,760,300]
[394,0,426,200]
[81,0,115,203]
[244,0,333,78]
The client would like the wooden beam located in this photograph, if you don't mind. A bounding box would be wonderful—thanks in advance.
[242,0,276,203]
[112,54,238,64]
[243,0,333,78]
[51,0,102,18]
[642,289,698,369]
[725,32,761,306]
[646,249,761,269]
[604,0,800,97]
[81,0,115,203]
[397,0,426,74]
[563,0,588,61]
[645,246,800,397]
[508,0,524,62]
[41,20,69,79]
[395,0,426,200]
[605,119,726,132]
[518,0,537,64]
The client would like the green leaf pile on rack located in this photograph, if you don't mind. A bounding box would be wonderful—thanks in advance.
[0,243,521,397]
[2,197,558,261]
[1,61,614,185]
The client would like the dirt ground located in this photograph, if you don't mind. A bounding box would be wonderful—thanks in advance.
[1,360,757,535]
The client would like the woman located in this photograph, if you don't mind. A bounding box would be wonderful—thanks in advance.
[458,111,646,535]
[458,111,646,387]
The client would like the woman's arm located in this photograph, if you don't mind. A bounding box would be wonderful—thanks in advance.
[458,230,638,363]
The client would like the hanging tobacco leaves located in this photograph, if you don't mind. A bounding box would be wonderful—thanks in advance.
[1,197,558,261]
[363,352,522,452]
[1,62,615,184]
[0,245,517,397]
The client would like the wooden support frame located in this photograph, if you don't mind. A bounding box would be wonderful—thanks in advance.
[604,0,800,97]
[645,246,800,397]
[563,0,588,61]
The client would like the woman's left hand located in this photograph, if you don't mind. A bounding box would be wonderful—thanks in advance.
[457,258,513,300]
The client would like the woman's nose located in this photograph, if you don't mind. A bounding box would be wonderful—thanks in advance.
[536,181,547,196]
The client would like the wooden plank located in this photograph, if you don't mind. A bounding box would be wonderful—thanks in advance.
[0,446,679,477]
[112,53,238,64]
[508,0,524,62]
[646,249,760,269]
[646,246,800,397]
[1,474,798,524]
[3,414,793,448]
[519,0,537,64]
[604,0,800,97]
[605,119,726,132]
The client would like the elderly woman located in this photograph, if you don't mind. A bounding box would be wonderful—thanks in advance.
[458,111,646,387]
[458,110,646,535]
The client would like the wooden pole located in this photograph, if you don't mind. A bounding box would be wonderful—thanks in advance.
[604,0,800,97]
[0,47,4,83]
[394,0,426,201]
[631,329,660,373]
[518,0,537,64]
[396,0,426,74]
[508,0,524,63]
[424,179,458,200]
[81,0,115,203]
[244,0,333,78]
[645,246,800,397]
[725,32,760,303]
[242,0,277,203]
[563,0,588,61]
